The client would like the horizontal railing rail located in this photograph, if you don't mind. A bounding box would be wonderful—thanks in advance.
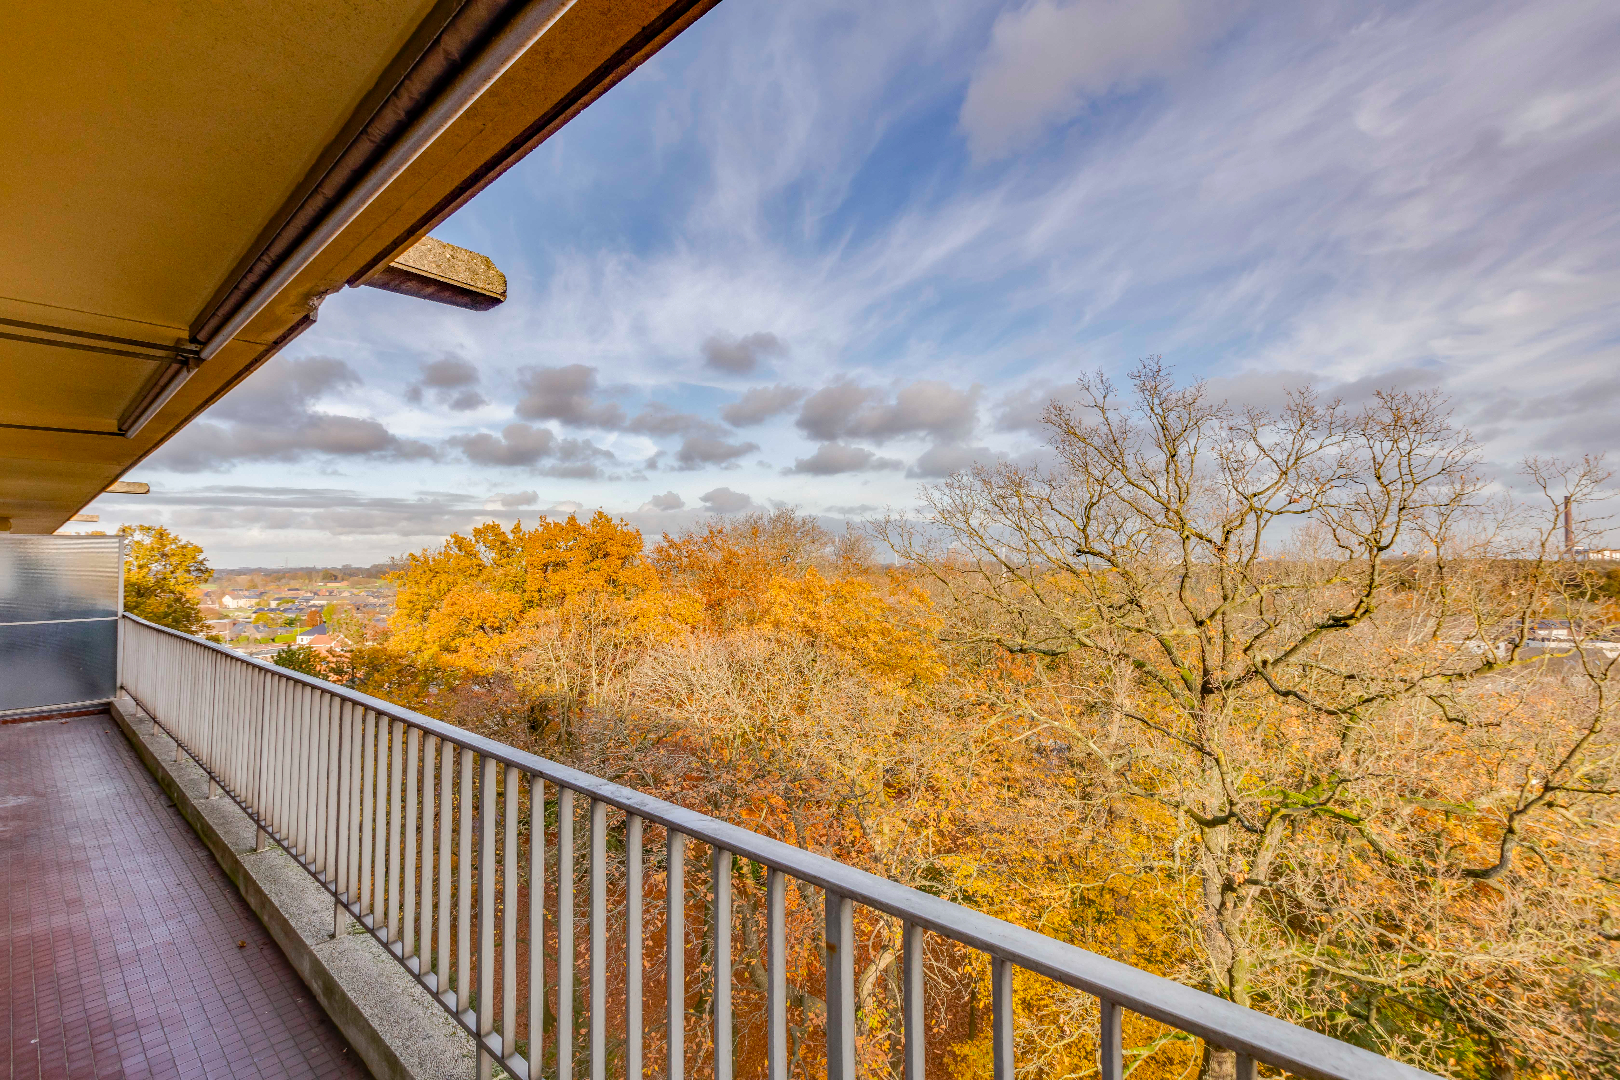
[119,613,1435,1080]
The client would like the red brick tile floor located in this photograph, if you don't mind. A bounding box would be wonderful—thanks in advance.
[2,715,370,1079]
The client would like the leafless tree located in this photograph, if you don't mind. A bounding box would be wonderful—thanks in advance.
[880,360,1620,1079]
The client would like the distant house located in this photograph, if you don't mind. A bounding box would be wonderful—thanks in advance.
[219,590,264,610]
[295,623,329,645]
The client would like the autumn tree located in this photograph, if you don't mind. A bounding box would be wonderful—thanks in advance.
[651,507,833,629]
[120,524,211,634]
[881,361,1620,1079]
[387,511,680,737]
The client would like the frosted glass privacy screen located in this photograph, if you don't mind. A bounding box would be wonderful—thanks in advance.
[0,535,122,714]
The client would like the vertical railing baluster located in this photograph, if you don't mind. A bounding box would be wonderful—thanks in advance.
[201,651,213,771]
[503,764,518,1067]
[421,736,437,979]
[713,847,732,1080]
[307,686,320,859]
[558,787,575,1080]
[296,683,311,854]
[992,956,1013,1080]
[360,710,375,918]
[374,714,391,930]
[214,652,225,785]
[458,745,474,1015]
[479,755,497,1080]
[308,690,322,870]
[220,653,230,782]
[194,650,206,773]
[223,656,235,791]
[347,702,363,904]
[404,728,420,960]
[666,830,685,1080]
[235,662,248,796]
[626,814,643,1080]
[265,677,280,834]
[215,654,228,787]
[324,695,336,871]
[244,665,254,795]
[528,774,545,1076]
[389,720,405,943]
[213,652,224,774]
[1235,1053,1256,1080]
[207,650,220,777]
[283,678,296,840]
[209,651,219,771]
[324,697,340,880]
[314,696,330,874]
[282,678,296,841]
[335,702,351,902]
[297,683,312,858]
[273,678,288,838]
[767,868,786,1080]
[903,921,925,1080]
[1099,999,1122,1080]
[223,658,236,792]
[207,651,216,778]
[305,688,318,865]
[258,668,271,843]
[220,653,230,779]
[590,798,606,1080]
[825,892,854,1080]
[437,740,453,999]
[254,668,269,849]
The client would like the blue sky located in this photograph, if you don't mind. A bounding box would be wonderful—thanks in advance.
[83,0,1620,565]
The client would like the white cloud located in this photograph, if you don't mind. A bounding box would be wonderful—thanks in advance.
[151,357,437,471]
[147,0,1620,560]
[723,384,806,427]
[908,442,993,479]
[960,0,1245,161]
[702,330,788,372]
[514,365,628,428]
[407,357,487,411]
[485,491,539,509]
[796,380,981,443]
[675,434,759,468]
[699,487,756,514]
[789,442,904,476]
[641,491,685,511]
[452,423,613,476]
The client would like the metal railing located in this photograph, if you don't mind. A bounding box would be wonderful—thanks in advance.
[119,614,1434,1080]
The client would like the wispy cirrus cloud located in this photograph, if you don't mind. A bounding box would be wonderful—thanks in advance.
[110,0,1620,564]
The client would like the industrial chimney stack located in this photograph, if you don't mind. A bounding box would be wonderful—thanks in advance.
[1564,495,1574,554]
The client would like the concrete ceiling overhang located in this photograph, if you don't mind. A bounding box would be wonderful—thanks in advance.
[0,0,719,533]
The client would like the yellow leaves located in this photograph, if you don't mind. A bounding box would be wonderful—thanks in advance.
[389,512,664,672]
[762,567,944,688]
[119,524,212,634]
[649,508,829,629]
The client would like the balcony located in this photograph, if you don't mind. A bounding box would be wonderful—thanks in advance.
[1,587,1436,1079]
[0,5,1466,1077]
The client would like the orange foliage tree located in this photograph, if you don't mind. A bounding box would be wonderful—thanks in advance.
[343,507,1205,1080]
